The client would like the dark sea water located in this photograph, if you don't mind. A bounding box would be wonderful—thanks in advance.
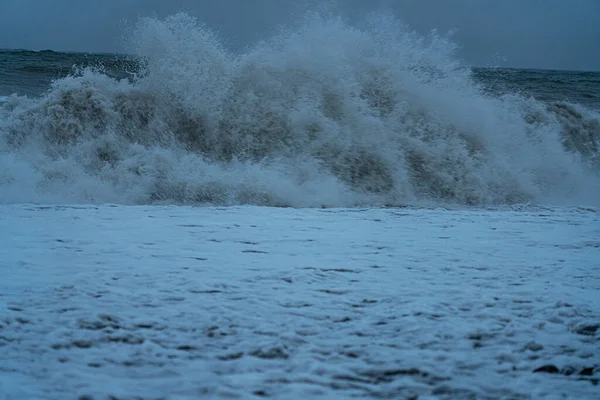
[2,49,599,109]
[1,13,599,207]
[0,50,137,98]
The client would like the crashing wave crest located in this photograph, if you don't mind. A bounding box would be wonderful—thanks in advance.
[1,12,598,207]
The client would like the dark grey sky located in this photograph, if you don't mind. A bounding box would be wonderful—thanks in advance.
[0,0,598,71]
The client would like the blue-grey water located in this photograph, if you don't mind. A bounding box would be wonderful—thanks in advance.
[0,50,137,98]
[2,49,599,109]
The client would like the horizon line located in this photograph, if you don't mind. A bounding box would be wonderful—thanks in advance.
[1,47,598,74]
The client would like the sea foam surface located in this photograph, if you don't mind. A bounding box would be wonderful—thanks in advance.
[1,205,599,399]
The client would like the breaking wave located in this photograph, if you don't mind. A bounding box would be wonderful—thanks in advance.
[1,12,599,207]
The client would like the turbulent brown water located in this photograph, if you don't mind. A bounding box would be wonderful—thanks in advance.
[1,13,599,207]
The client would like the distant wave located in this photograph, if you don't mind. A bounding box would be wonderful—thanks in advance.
[0,49,138,79]
[473,68,600,110]
[0,12,598,207]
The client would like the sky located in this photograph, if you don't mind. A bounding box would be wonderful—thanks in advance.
[0,0,598,71]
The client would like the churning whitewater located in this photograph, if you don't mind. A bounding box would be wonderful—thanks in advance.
[0,13,598,207]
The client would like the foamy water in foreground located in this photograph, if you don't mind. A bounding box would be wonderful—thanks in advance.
[1,205,598,399]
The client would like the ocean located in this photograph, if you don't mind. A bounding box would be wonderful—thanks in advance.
[1,13,599,399]
[2,203,599,399]
[1,12,599,207]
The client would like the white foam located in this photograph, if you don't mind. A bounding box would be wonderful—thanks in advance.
[1,204,598,398]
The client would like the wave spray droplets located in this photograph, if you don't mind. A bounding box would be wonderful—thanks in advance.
[1,13,598,207]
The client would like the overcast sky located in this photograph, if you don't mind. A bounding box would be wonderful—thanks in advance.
[0,0,598,71]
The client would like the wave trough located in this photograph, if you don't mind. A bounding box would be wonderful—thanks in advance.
[1,12,599,207]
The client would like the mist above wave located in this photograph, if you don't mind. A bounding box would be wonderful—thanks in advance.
[1,12,598,207]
